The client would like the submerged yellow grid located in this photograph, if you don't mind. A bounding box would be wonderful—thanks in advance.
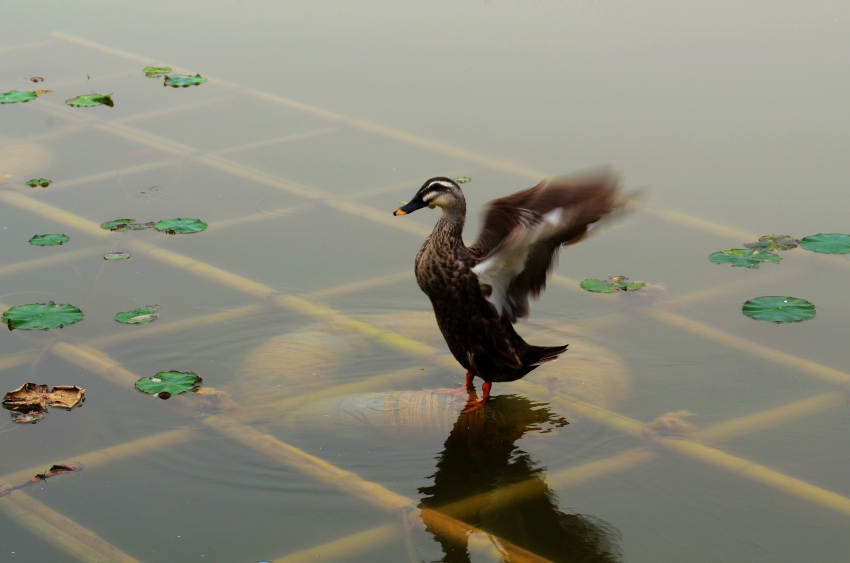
[1,33,849,562]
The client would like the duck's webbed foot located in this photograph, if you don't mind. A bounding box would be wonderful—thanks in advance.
[435,371,475,397]
[460,381,491,414]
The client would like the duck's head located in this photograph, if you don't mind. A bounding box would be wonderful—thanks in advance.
[393,177,465,216]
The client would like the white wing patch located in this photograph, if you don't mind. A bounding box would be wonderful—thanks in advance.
[472,207,568,317]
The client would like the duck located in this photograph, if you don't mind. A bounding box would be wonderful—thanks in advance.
[393,169,624,412]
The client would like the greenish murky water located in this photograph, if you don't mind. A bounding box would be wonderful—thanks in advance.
[2,3,850,562]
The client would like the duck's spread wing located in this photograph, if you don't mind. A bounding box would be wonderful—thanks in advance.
[469,169,621,322]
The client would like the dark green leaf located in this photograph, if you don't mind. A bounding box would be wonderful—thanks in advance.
[799,233,850,255]
[742,296,816,323]
[2,302,84,330]
[163,74,206,88]
[26,178,52,188]
[29,234,68,246]
[709,248,780,268]
[104,252,130,260]
[154,218,208,234]
[744,235,799,251]
[143,66,172,76]
[0,90,38,104]
[65,93,114,107]
[114,306,160,324]
[135,371,202,399]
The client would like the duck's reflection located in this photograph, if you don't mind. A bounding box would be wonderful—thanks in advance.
[418,394,621,563]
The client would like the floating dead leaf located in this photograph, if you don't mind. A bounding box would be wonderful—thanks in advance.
[28,77,44,83]
[3,383,85,410]
[0,463,83,497]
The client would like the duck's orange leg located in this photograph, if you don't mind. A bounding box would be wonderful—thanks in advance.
[460,381,491,414]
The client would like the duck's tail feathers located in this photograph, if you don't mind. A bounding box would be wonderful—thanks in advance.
[524,343,568,367]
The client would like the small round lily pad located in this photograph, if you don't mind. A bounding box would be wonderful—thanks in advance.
[709,248,780,269]
[154,218,208,234]
[135,370,202,399]
[27,178,52,188]
[104,252,130,260]
[0,90,38,104]
[744,235,799,251]
[742,296,816,323]
[29,234,68,246]
[143,66,172,76]
[163,74,206,88]
[115,306,160,324]
[799,233,850,255]
[453,177,472,184]
[580,276,645,293]
[2,302,84,330]
[65,93,114,107]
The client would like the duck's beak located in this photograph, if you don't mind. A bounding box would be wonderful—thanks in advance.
[393,198,427,216]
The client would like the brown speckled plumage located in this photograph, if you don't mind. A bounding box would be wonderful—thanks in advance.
[395,170,622,388]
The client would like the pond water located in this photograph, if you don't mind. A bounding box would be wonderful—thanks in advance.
[2,2,850,562]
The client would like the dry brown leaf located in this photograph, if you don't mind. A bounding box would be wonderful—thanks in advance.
[3,383,85,410]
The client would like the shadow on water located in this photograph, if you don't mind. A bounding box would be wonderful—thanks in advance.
[418,394,622,562]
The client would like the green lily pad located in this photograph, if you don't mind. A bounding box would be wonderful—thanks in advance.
[2,301,84,330]
[100,218,154,231]
[104,252,130,261]
[0,90,38,104]
[154,218,208,234]
[799,233,850,254]
[65,93,114,107]
[164,74,206,88]
[29,234,68,246]
[453,177,472,184]
[580,276,645,293]
[135,370,203,399]
[709,248,781,269]
[744,235,799,252]
[143,66,172,77]
[115,305,161,324]
[742,296,816,323]
[26,178,52,188]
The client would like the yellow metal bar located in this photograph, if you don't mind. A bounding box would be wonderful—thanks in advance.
[0,247,103,279]
[210,127,339,155]
[660,437,850,517]
[663,268,798,309]
[0,429,192,563]
[0,41,52,54]
[272,524,399,563]
[90,305,265,349]
[0,191,108,238]
[648,309,850,385]
[0,494,131,563]
[0,351,39,373]
[342,170,470,201]
[112,96,231,124]
[300,271,413,301]
[647,206,758,242]
[52,158,181,190]
[691,392,847,444]
[207,205,307,232]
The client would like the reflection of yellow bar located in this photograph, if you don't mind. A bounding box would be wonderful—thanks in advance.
[437,447,654,520]
[648,309,850,385]
[661,437,850,516]
[692,392,847,444]
[204,415,555,563]
[272,524,398,563]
